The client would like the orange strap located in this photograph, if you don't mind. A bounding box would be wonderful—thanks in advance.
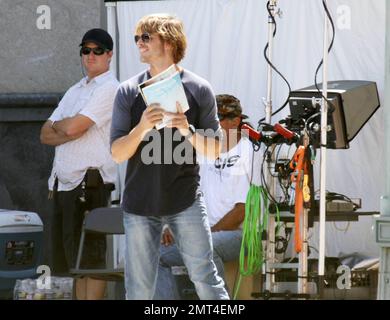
[290,146,309,253]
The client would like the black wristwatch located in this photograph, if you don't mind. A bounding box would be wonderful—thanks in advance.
[184,124,196,139]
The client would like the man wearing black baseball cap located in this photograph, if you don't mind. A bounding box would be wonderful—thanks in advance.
[80,28,114,51]
[40,28,119,300]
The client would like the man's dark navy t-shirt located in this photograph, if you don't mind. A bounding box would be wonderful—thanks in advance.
[110,69,221,216]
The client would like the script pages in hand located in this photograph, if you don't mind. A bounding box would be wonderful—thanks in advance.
[139,64,189,130]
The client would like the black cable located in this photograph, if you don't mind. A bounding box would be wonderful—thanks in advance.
[275,236,288,254]
[260,146,279,204]
[274,144,292,203]
[278,173,289,203]
[249,138,261,184]
[268,0,277,37]
[250,143,256,184]
[258,1,292,125]
[260,147,268,194]
[314,0,336,113]
[261,143,293,205]
[260,147,268,188]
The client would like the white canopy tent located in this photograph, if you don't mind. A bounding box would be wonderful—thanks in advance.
[106,0,385,262]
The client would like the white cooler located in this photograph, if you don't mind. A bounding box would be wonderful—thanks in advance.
[0,210,43,296]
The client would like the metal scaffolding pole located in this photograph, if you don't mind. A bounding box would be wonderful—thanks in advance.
[318,0,330,295]
[375,0,390,300]
[264,0,277,293]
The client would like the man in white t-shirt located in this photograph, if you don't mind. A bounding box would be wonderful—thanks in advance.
[155,94,260,299]
[40,29,119,300]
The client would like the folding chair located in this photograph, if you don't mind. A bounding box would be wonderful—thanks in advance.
[70,207,124,281]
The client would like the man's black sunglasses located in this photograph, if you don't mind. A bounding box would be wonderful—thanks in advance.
[134,33,151,44]
[80,47,107,56]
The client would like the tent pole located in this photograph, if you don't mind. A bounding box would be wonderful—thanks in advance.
[318,0,329,298]
[264,0,278,294]
[375,0,390,300]
[105,1,118,271]
[265,0,276,125]
[106,2,118,79]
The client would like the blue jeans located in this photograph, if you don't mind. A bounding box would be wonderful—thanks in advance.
[154,230,242,300]
[123,195,229,300]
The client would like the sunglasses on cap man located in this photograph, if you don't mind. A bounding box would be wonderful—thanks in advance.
[80,46,109,56]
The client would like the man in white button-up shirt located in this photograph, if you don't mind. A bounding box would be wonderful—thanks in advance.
[40,29,119,300]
